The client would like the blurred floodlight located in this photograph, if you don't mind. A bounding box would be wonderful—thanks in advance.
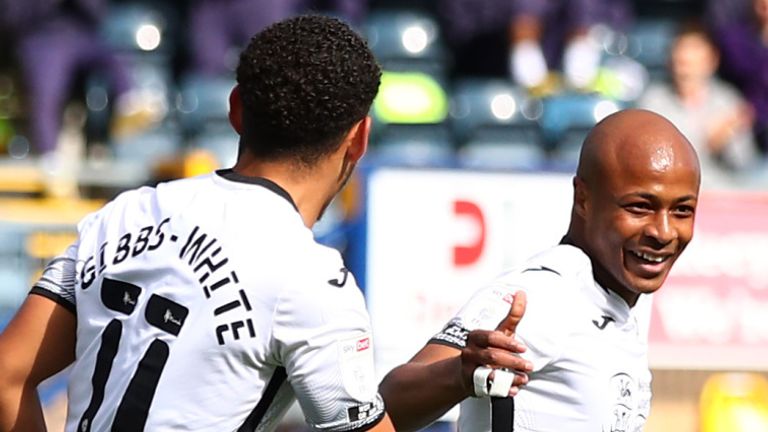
[402,25,429,54]
[490,94,517,121]
[136,24,161,51]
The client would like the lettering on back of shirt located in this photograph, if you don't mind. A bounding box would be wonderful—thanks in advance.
[179,225,255,346]
[78,221,256,346]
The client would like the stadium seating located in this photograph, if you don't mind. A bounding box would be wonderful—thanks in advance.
[540,91,620,171]
[451,79,546,171]
[363,9,449,77]
[176,74,234,137]
[110,120,181,169]
[367,124,455,168]
[369,69,452,167]
[626,18,678,82]
[86,1,178,176]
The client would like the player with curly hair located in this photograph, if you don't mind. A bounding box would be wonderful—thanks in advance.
[0,15,395,431]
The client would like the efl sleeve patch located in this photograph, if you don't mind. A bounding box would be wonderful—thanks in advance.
[346,396,385,427]
[429,318,470,349]
[338,333,377,402]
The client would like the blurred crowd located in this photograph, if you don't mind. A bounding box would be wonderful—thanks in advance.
[1,0,768,194]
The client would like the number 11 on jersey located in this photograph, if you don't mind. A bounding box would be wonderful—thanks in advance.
[78,278,188,431]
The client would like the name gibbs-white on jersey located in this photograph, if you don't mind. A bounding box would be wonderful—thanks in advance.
[77,219,255,346]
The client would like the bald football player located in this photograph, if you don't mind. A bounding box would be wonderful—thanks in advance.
[380,109,701,432]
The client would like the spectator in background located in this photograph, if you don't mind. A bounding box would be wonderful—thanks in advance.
[436,0,632,92]
[188,0,367,77]
[638,21,757,188]
[435,0,515,78]
[507,0,633,91]
[0,0,133,158]
[713,0,768,155]
[706,0,752,30]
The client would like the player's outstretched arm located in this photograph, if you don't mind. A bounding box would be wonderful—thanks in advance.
[0,294,76,431]
[378,291,531,432]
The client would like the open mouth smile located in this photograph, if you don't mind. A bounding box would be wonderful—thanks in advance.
[629,250,669,263]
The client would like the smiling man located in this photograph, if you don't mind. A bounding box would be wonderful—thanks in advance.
[379,109,701,431]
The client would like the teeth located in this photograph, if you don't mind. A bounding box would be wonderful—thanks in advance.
[634,251,665,263]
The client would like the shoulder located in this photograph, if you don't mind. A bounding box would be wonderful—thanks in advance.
[75,185,157,234]
[271,254,370,348]
[497,245,592,323]
[291,242,362,300]
[457,245,590,328]
[273,239,368,323]
[502,244,592,293]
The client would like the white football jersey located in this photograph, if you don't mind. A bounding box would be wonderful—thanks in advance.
[31,169,385,432]
[430,244,652,432]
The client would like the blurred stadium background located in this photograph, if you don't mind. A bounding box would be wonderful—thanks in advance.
[0,0,767,431]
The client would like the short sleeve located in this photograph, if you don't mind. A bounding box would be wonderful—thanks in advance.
[28,209,103,313]
[272,267,385,432]
[429,271,570,372]
[29,241,79,314]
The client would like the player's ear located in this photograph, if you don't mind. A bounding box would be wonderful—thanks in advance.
[573,176,589,217]
[344,116,371,163]
[228,85,243,134]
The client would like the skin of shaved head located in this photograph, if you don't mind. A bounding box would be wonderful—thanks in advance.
[576,109,700,188]
[567,109,701,307]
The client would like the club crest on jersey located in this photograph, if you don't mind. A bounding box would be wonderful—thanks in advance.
[603,373,650,432]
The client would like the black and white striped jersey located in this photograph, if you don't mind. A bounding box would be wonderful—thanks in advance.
[31,169,385,432]
[430,244,652,432]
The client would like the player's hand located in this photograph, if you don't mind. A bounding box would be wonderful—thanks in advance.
[460,290,532,397]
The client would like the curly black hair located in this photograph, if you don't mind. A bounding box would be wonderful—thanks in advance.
[236,15,381,166]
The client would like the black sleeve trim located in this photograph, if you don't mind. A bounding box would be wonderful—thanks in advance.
[342,409,385,432]
[29,287,76,315]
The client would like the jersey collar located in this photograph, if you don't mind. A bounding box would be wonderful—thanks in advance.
[215,169,299,212]
[560,236,633,322]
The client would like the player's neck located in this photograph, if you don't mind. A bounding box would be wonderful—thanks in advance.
[232,157,335,228]
[562,231,639,307]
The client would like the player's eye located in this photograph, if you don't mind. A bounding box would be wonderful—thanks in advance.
[672,205,695,218]
[623,202,652,214]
